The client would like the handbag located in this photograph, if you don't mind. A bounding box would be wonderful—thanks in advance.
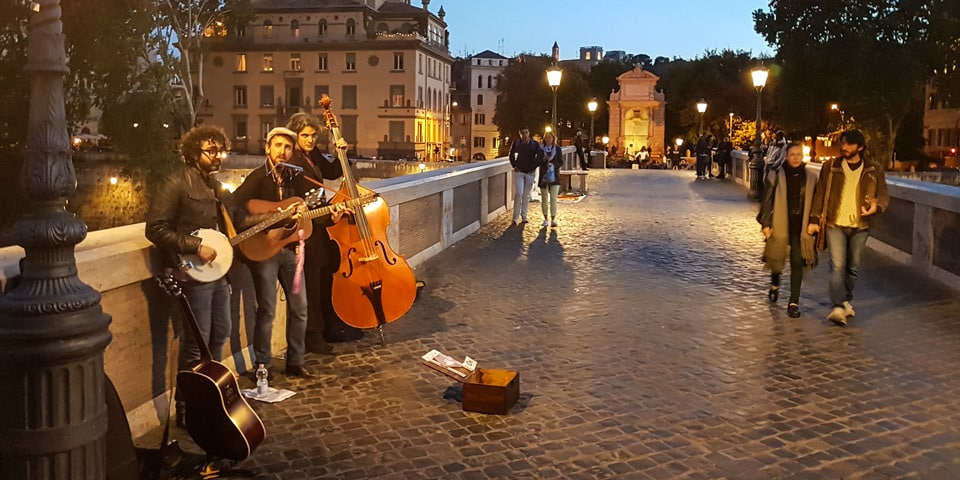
[545,162,556,183]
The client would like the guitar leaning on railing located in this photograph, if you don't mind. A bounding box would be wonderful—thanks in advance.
[156,274,266,461]
[177,189,378,280]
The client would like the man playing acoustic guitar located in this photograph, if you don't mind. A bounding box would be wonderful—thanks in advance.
[231,127,350,378]
[145,125,234,428]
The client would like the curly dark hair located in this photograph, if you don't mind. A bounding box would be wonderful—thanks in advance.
[285,113,323,136]
[179,125,230,164]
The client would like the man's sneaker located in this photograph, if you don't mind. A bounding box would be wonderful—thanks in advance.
[550,219,558,227]
[827,307,848,326]
[513,218,521,226]
[541,219,550,227]
[843,301,856,318]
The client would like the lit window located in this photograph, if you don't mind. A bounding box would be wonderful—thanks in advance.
[346,18,356,36]
[262,54,273,72]
[317,53,327,71]
[345,52,356,71]
[390,85,405,107]
[263,20,273,37]
[393,52,404,70]
[291,19,300,38]
[318,20,327,36]
[290,53,301,71]
[235,53,247,72]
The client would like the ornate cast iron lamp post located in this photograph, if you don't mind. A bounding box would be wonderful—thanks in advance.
[748,65,769,200]
[546,65,563,135]
[0,0,112,477]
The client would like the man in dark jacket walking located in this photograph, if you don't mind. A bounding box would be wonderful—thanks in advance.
[508,128,543,225]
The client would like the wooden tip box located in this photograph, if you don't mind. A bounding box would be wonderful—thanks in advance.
[421,356,520,415]
[462,368,519,415]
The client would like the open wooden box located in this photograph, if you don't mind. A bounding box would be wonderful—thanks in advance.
[421,350,519,415]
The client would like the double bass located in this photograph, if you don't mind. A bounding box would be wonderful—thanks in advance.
[318,94,417,335]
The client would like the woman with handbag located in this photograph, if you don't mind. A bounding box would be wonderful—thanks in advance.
[757,142,819,318]
[538,132,563,227]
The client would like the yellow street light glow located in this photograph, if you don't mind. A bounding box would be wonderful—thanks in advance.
[109,177,118,185]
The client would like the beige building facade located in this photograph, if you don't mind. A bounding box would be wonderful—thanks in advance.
[200,0,452,160]
[923,84,960,159]
[606,66,666,158]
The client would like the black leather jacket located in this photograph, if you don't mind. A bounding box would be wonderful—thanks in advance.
[145,164,226,269]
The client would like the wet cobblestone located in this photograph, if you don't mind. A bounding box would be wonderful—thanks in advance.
[149,169,960,479]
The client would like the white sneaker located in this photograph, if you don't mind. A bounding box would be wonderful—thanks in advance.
[827,307,848,326]
[513,218,521,226]
[541,219,550,227]
[550,219,558,227]
[843,301,855,318]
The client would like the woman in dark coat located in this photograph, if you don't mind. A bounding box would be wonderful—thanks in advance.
[757,142,819,317]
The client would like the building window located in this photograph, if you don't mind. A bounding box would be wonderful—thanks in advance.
[318,19,327,36]
[458,136,466,147]
[260,120,274,141]
[487,75,492,88]
[291,19,300,38]
[235,53,247,72]
[418,54,423,73]
[389,121,404,143]
[290,53,301,71]
[929,94,938,110]
[345,52,356,71]
[393,52,404,71]
[473,137,485,148]
[460,113,468,125]
[417,86,423,108]
[342,85,357,109]
[234,86,247,107]
[234,119,247,139]
[477,74,482,89]
[341,115,357,143]
[474,113,485,125]
[262,54,273,72]
[317,53,328,71]
[390,85,405,107]
[260,85,274,107]
[263,20,273,37]
[237,26,246,38]
[346,18,356,36]
[314,85,329,104]
[493,137,501,149]
[476,94,483,106]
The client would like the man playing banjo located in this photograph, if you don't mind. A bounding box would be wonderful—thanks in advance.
[145,124,234,428]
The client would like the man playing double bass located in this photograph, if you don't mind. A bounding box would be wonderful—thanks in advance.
[231,127,349,378]
[145,125,233,428]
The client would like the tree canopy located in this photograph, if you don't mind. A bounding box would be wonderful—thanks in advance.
[753,0,960,161]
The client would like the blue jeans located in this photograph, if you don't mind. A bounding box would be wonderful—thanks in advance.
[825,226,869,308]
[513,170,537,222]
[179,278,231,371]
[249,248,308,368]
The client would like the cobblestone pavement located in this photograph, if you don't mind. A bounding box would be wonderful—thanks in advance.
[150,169,960,479]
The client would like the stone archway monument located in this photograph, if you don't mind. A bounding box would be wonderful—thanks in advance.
[606,66,665,159]
[0,1,113,478]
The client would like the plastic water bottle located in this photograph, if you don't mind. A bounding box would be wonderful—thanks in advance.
[256,364,269,396]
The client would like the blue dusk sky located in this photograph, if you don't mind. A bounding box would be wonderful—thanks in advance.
[441,0,774,60]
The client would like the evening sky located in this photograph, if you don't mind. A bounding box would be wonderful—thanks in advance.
[441,0,774,60]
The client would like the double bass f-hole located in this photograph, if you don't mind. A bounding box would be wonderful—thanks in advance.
[341,240,398,278]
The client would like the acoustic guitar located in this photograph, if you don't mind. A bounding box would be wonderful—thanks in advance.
[156,275,266,461]
[236,191,378,262]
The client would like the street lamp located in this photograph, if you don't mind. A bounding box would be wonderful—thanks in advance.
[830,103,845,129]
[546,65,563,135]
[696,99,708,137]
[728,112,734,138]
[748,64,769,200]
[587,99,598,150]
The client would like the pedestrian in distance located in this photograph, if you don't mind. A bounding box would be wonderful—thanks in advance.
[716,136,733,179]
[574,131,588,170]
[694,135,713,179]
[807,129,889,326]
[757,142,819,318]
[508,128,543,226]
[538,132,563,228]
